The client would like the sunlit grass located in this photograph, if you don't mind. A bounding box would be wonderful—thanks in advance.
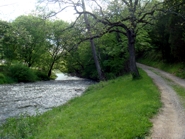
[0,69,161,139]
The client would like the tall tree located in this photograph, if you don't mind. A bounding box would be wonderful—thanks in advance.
[38,0,162,79]
[81,0,105,81]
[0,20,19,64]
[44,20,70,77]
[12,15,47,67]
[73,0,161,78]
[0,20,11,61]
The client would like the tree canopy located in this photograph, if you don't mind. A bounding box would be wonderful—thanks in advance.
[0,0,185,81]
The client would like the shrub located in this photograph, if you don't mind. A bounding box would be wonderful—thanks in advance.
[0,73,6,84]
[5,76,15,84]
[8,64,36,82]
[34,71,50,81]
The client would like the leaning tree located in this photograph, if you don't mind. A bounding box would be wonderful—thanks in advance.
[38,0,162,79]
[72,0,162,78]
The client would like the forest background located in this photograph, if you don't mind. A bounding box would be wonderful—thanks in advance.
[0,0,185,83]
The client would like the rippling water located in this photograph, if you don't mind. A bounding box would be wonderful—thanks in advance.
[0,74,94,124]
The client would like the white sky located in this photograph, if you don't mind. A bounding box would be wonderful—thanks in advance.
[0,0,77,22]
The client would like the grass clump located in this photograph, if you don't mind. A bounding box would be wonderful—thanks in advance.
[0,69,161,139]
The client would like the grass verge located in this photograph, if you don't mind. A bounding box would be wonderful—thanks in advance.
[0,69,161,139]
[159,76,185,108]
[170,84,185,108]
[138,58,185,79]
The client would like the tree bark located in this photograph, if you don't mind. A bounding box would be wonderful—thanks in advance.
[48,61,55,77]
[81,0,105,81]
[127,29,140,78]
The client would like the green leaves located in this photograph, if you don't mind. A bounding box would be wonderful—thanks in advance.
[135,28,152,52]
[8,64,37,82]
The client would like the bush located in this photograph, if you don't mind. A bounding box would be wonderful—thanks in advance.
[34,71,50,81]
[5,76,15,84]
[0,73,6,84]
[8,64,37,83]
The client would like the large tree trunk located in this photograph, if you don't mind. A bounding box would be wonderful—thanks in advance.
[127,29,140,78]
[89,38,105,81]
[81,0,105,81]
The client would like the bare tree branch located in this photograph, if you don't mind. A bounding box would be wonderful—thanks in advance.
[137,10,155,24]
[45,5,71,18]
[122,0,130,7]
[91,0,104,16]
[137,0,150,18]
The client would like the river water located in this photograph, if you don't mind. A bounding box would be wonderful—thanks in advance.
[0,73,94,125]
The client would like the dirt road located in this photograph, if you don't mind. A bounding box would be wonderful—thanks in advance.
[137,63,185,139]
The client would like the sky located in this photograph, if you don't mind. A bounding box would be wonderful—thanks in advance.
[0,0,76,22]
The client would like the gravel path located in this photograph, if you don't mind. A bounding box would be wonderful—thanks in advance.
[137,63,185,139]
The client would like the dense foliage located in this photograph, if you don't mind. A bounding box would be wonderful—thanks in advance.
[8,64,36,82]
[0,0,184,82]
[145,0,185,63]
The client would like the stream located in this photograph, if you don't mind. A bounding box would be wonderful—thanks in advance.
[0,73,94,125]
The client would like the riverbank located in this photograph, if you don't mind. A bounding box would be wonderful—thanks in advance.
[0,69,161,138]
[0,78,94,125]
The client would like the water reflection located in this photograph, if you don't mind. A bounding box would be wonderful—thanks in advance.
[0,74,94,125]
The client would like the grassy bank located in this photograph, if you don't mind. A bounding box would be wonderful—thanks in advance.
[0,69,161,139]
[138,58,185,79]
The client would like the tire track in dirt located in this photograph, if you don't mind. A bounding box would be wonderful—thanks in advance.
[137,63,185,139]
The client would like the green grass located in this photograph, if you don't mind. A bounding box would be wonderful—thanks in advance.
[170,84,185,108]
[138,58,185,79]
[0,69,161,139]
[162,77,185,108]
